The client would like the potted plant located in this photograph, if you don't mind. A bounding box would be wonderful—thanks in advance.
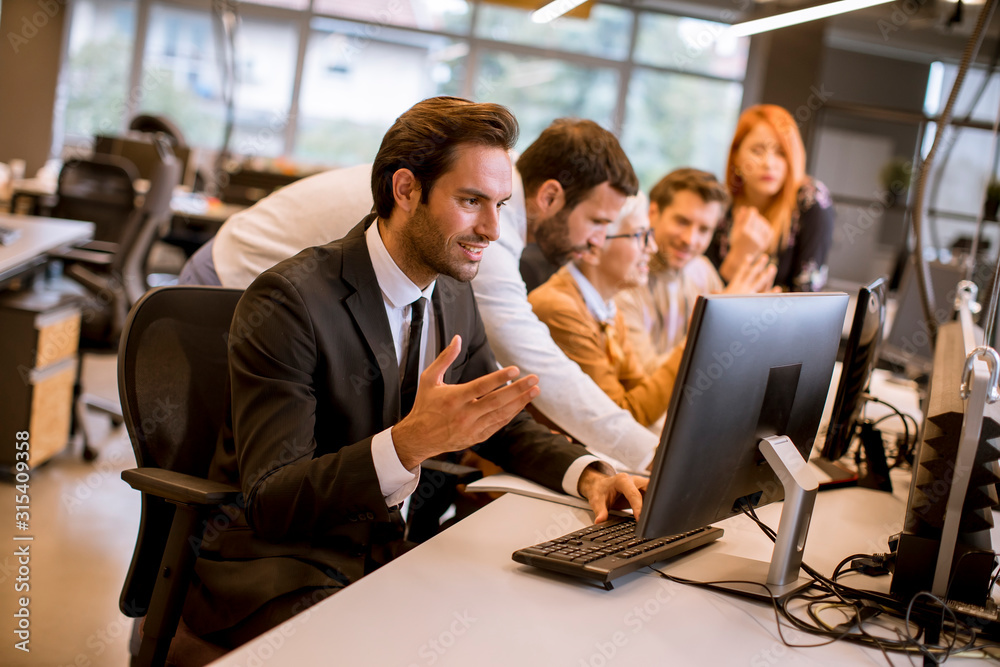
[879,158,912,208]
[984,178,1000,221]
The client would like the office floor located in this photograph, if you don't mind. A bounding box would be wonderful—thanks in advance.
[1,352,138,667]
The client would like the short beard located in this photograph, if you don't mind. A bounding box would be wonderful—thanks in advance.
[533,207,587,267]
[400,203,484,284]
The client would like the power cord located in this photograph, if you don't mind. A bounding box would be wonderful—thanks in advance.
[650,503,1000,665]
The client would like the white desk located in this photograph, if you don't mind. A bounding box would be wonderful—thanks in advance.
[0,213,93,285]
[209,477,995,666]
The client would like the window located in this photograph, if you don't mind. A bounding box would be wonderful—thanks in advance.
[621,69,743,190]
[55,0,750,182]
[313,0,472,32]
[474,3,631,61]
[139,4,298,157]
[474,50,619,152]
[59,0,137,141]
[634,12,748,79]
[296,19,466,165]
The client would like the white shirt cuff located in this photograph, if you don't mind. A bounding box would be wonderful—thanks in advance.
[561,455,615,498]
[371,427,420,507]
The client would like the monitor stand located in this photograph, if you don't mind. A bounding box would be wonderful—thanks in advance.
[660,435,818,601]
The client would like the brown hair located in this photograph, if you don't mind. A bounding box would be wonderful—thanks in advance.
[371,96,519,219]
[516,118,638,210]
[649,168,730,213]
[726,104,806,253]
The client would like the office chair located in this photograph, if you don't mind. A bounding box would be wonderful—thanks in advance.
[57,138,181,342]
[51,154,139,245]
[54,137,183,459]
[129,113,188,151]
[118,286,243,667]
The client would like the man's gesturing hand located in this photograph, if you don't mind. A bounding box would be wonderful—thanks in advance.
[392,335,541,470]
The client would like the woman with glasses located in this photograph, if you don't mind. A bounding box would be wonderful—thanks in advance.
[527,194,685,428]
[707,104,835,292]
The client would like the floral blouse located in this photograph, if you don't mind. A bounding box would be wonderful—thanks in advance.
[707,177,835,292]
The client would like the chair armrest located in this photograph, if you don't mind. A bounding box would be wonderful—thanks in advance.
[420,459,483,486]
[121,468,241,506]
[79,240,119,254]
[50,247,114,266]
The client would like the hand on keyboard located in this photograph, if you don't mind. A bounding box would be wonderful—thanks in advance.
[578,468,648,523]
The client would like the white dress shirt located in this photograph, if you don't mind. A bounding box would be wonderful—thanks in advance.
[366,220,437,507]
[366,219,609,506]
[567,262,617,324]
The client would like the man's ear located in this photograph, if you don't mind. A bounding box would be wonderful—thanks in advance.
[534,179,566,218]
[648,201,661,225]
[391,169,421,215]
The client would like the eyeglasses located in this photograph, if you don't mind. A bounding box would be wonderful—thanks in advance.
[605,228,655,249]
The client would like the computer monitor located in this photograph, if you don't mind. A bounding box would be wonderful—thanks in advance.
[815,278,891,490]
[94,133,192,186]
[637,292,848,599]
[881,259,965,377]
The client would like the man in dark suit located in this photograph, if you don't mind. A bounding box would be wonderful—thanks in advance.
[184,97,646,647]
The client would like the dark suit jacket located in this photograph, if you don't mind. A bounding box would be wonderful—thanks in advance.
[185,215,591,635]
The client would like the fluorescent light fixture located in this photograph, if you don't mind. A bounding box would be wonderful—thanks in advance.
[728,0,895,37]
[531,0,588,24]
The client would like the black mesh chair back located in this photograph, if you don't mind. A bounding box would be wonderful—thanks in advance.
[119,143,183,306]
[51,154,139,243]
[118,285,242,619]
[60,138,182,345]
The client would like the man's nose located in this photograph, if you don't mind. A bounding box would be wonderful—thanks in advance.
[590,224,608,248]
[477,207,501,242]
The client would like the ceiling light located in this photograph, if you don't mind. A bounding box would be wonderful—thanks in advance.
[728,0,895,37]
[531,0,588,23]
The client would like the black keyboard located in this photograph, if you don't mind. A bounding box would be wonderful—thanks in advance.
[512,517,723,589]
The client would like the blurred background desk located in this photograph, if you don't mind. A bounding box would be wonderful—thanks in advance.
[163,192,245,256]
[0,214,93,470]
[0,213,94,287]
[8,179,246,257]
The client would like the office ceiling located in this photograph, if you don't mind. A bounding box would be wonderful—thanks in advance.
[635,0,1000,64]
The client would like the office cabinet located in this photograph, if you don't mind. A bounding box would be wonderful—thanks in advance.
[0,290,81,469]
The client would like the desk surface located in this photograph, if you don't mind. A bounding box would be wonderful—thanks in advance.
[0,213,93,283]
[210,477,993,666]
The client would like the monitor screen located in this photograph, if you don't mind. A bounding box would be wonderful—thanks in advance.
[94,133,192,185]
[636,292,847,597]
[821,277,887,462]
[881,259,965,375]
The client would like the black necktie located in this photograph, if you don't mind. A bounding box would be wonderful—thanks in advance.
[400,297,426,417]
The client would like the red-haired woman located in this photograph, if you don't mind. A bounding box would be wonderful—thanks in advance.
[707,104,834,292]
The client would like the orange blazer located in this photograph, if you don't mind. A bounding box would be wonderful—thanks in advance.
[528,266,684,427]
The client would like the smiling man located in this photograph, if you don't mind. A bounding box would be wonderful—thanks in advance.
[616,168,776,375]
[183,97,646,651]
